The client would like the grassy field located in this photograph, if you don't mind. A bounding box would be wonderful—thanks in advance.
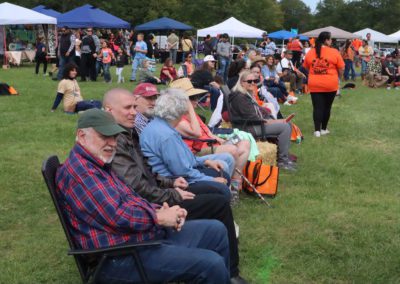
[1,64,400,283]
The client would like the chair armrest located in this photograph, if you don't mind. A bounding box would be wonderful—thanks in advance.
[182,136,217,144]
[68,241,161,256]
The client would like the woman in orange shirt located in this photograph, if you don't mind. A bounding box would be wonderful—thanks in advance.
[303,32,345,137]
[341,39,355,81]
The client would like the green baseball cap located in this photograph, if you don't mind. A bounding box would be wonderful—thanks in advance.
[77,109,126,136]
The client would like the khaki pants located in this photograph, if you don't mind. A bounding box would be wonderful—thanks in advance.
[365,72,389,88]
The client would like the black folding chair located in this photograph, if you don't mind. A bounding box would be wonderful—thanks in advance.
[41,155,160,284]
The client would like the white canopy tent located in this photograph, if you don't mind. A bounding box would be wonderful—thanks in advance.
[302,26,359,39]
[0,2,57,66]
[388,30,400,41]
[354,28,398,45]
[197,17,266,39]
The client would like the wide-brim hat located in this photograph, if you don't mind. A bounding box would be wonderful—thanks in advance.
[169,78,208,97]
[252,56,266,64]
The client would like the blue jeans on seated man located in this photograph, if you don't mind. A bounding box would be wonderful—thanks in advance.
[98,220,230,284]
[197,152,235,177]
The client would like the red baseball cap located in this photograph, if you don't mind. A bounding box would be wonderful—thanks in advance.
[133,83,160,97]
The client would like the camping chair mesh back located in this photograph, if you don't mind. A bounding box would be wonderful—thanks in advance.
[41,155,160,284]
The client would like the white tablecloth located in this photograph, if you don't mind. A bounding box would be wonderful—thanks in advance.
[5,50,36,66]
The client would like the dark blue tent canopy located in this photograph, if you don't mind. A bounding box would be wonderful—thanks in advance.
[32,5,61,18]
[135,17,193,31]
[57,4,130,29]
[268,30,309,41]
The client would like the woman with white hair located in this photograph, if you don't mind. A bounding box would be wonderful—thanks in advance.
[139,88,235,200]
[229,70,296,171]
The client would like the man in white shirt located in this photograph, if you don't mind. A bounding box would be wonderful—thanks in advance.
[276,50,305,94]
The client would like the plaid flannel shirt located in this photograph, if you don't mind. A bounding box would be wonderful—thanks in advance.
[56,143,163,249]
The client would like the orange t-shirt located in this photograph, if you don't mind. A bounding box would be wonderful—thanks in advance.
[290,40,303,52]
[303,46,345,93]
[352,39,362,52]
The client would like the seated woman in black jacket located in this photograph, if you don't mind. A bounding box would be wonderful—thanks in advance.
[229,70,295,171]
[190,55,220,110]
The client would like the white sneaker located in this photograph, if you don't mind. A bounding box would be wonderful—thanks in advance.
[387,86,391,90]
[314,131,321,137]
[283,101,291,106]
[287,95,298,101]
[321,129,330,135]
[395,87,399,90]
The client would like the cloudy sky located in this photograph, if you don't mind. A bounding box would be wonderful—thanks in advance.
[302,0,319,12]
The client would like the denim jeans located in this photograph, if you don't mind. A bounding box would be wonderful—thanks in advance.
[96,60,103,75]
[198,153,235,176]
[57,55,73,80]
[75,100,102,112]
[98,220,230,284]
[202,85,221,111]
[130,57,143,80]
[103,63,111,82]
[218,56,230,83]
[170,49,177,64]
[361,59,368,75]
[344,59,355,80]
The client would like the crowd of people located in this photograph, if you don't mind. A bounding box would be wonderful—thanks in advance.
[44,26,392,282]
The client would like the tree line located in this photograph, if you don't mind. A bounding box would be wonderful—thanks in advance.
[9,0,400,35]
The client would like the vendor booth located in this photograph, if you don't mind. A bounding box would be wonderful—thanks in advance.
[57,4,130,29]
[0,2,57,67]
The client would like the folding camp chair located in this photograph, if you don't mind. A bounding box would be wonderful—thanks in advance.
[41,155,160,284]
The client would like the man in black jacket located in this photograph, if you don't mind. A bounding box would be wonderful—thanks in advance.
[80,28,100,81]
[103,88,248,284]
[56,27,75,80]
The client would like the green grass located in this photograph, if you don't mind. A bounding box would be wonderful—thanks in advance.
[1,64,400,283]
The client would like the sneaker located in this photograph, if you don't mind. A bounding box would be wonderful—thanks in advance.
[277,162,297,172]
[395,87,399,90]
[314,131,321,137]
[43,73,48,76]
[321,129,330,135]
[234,221,239,239]
[283,101,291,106]
[387,86,391,90]
[287,95,298,101]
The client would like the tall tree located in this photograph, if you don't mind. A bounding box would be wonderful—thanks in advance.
[279,0,313,33]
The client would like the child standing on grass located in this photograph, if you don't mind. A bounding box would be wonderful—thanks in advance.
[115,47,126,83]
[35,36,47,76]
[98,40,115,83]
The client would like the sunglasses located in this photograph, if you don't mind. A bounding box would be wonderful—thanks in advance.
[243,79,260,84]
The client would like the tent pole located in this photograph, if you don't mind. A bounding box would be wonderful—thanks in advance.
[196,34,198,58]
[3,26,7,67]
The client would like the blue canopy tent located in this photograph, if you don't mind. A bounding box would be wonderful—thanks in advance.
[32,5,61,18]
[57,4,130,29]
[135,17,193,31]
[268,30,309,41]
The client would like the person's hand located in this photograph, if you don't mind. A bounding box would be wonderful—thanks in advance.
[204,159,224,172]
[210,81,220,89]
[176,188,195,200]
[274,78,279,84]
[93,53,97,58]
[173,177,188,189]
[215,137,225,145]
[156,203,187,231]
[65,51,70,57]
[213,177,228,184]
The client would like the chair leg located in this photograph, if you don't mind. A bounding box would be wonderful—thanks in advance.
[132,250,150,284]
[89,254,108,284]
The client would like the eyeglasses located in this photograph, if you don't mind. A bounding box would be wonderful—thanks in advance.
[243,79,260,84]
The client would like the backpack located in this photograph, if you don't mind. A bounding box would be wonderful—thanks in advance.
[0,83,18,96]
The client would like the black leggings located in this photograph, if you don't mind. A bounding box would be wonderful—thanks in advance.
[310,91,336,131]
[35,56,47,74]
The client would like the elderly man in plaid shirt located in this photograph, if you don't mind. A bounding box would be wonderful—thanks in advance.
[56,108,230,283]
